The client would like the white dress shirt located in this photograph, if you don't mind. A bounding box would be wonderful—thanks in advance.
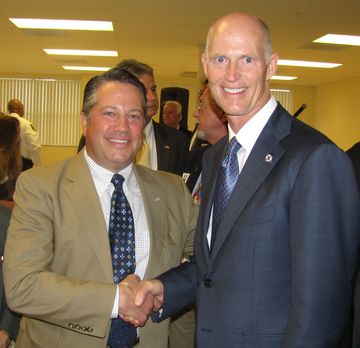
[207,97,278,246]
[84,149,150,318]
[143,120,158,170]
[9,112,41,166]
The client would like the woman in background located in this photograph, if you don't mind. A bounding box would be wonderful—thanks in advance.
[0,115,21,210]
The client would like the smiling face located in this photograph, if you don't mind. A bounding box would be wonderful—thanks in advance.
[82,81,145,172]
[202,13,278,132]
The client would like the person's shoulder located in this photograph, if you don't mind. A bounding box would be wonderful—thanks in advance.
[154,121,187,141]
[135,164,184,187]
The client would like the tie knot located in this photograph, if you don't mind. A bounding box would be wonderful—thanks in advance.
[228,137,241,155]
[111,174,125,189]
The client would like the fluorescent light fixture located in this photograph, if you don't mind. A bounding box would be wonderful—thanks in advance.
[313,34,360,46]
[271,75,297,81]
[63,66,111,71]
[9,18,113,31]
[278,59,341,68]
[44,49,118,57]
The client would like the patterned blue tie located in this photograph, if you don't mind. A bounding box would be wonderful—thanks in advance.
[107,174,137,348]
[211,137,241,249]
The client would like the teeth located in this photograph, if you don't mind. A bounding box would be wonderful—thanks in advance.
[109,139,127,143]
[224,87,246,93]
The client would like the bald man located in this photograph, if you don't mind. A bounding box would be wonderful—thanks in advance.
[137,12,360,347]
[7,99,41,169]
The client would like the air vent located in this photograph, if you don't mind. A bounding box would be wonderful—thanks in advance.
[300,42,346,52]
[22,29,69,37]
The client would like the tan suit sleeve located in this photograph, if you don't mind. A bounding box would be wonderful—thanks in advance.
[3,166,115,339]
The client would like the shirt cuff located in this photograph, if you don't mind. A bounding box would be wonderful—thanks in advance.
[111,285,119,318]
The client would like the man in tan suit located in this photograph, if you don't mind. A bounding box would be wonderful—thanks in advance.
[3,69,197,347]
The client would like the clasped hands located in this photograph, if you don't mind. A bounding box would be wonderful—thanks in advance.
[118,274,164,327]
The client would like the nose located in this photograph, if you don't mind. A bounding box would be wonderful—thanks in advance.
[224,62,240,82]
[113,114,128,131]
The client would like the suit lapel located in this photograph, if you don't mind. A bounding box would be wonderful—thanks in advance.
[63,153,113,283]
[197,137,228,265]
[133,166,166,279]
[209,106,292,261]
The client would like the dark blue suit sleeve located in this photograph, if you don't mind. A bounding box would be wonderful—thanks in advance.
[284,144,360,346]
[153,257,197,321]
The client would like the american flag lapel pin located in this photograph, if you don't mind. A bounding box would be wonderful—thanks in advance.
[265,154,273,163]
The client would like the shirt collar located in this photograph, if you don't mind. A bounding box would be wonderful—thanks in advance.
[84,148,136,196]
[144,119,154,139]
[228,96,277,153]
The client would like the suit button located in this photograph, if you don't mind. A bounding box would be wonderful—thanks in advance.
[203,278,212,288]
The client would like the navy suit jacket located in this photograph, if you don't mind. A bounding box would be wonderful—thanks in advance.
[153,121,188,175]
[157,103,360,347]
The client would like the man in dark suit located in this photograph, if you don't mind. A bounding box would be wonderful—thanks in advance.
[116,59,188,175]
[135,12,360,347]
[0,205,20,347]
[182,86,227,200]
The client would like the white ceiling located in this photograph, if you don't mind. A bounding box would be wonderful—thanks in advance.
[1,0,360,86]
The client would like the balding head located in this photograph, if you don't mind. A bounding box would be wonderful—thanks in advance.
[205,12,272,64]
[7,99,24,117]
[201,12,278,131]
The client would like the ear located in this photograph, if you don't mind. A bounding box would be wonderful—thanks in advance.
[266,53,279,80]
[81,112,88,136]
[201,53,208,78]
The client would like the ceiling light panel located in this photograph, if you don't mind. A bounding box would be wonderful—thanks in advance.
[271,75,297,80]
[9,18,113,31]
[63,66,111,71]
[44,49,118,57]
[314,34,360,46]
[278,59,341,68]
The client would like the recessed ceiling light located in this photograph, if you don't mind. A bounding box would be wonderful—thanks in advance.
[44,49,118,57]
[313,34,360,46]
[63,66,111,71]
[9,18,113,31]
[278,59,341,68]
[271,75,297,80]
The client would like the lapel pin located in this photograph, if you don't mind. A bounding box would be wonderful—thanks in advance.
[164,145,170,150]
[265,154,273,163]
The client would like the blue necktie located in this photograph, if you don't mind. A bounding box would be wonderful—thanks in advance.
[107,174,137,348]
[211,137,241,249]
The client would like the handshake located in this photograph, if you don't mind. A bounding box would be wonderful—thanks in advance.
[117,274,164,327]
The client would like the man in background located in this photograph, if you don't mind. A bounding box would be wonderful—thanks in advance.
[4,69,196,347]
[7,99,41,170]
[162,100,192,140]
[136,12,360,347]
[182,86,227,201]
[116,59,188,175]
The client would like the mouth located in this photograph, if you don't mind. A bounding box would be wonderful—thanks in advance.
[108,138,128,144]
[223,87,247,94]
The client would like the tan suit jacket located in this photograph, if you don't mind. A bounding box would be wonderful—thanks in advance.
[3,152,197,348]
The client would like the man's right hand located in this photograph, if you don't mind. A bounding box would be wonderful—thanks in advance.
[118,274,155,327]
[135,279,164,312]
